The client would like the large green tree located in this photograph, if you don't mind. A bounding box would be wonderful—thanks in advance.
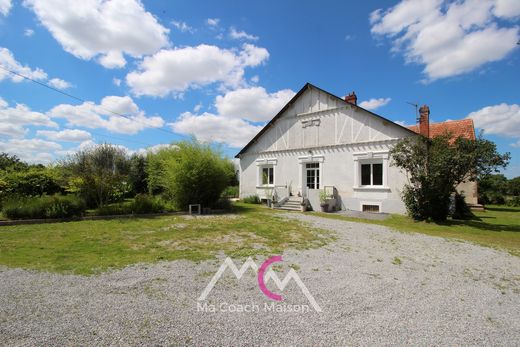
[390,132,510,221]
[63,144,130,207]
[147,140,234,209]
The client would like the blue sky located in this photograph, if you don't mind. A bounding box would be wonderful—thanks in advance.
[0,0,519,177]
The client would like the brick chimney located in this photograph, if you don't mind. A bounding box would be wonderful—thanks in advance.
[419,105,430,138]
[344,91,357,105]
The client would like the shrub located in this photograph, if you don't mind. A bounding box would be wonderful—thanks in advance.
[2,195,86,220]
[94,194,166,216]
[479,191,506,205]
[221,186,239,198]
[242,195,260,204]
[146,140,234,210]
[212,198,233,210]
[507,196,520,207]
[452,193,473,220]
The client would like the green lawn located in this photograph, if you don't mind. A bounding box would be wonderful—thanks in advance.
[0,203,518,275]
[313,205,520,256]
[0,203,333,275]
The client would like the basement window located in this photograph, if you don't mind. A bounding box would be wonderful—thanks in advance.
[362,204,380,213]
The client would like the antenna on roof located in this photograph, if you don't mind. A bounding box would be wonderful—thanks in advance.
[406,101,419,122]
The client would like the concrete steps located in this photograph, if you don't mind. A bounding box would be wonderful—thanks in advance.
[275,197,303,211]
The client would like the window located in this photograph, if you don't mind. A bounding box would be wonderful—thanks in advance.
[306,162,320,189]
[362,204,380,213]
[360,163,383,186]
[262,166,274,185]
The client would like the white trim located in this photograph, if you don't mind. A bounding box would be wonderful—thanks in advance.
[256,158,278,166]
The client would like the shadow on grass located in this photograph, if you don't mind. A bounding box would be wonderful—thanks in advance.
[440,218,520,233]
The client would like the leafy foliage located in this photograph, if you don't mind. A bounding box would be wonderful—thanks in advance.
[242,195,261,204]
[128,154,148,195]
[2,195,86,219]
[146,140,234,210]
[94,194,166,216]
[62,144,130,208]
[390,132,509,221]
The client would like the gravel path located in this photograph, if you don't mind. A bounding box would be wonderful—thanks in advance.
[1,213,519,346]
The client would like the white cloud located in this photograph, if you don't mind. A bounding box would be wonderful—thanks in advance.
[48,95,165,134]
[112,78,121,87]
[494,0,520,18]
[0,0,11,16]
[170,112,262,148]
[48,78,71,90]
[36,129,92,142]
[24,28,35,37]
[126,43,269,97]
[370,0,520,81]
[215,87,295,122]
[511,140,520,148]
[229,27,258,41]
[359,97,391,111]
[0,138,61,164]
[193,103,202,112]
[170,86,294,147]
[206,18,220,27]
[0,47,48,82]
[467,103,520,139]
[171,20,194,33]
[0,98,58,138]
[24,0,170,69]
[394,120,409,127]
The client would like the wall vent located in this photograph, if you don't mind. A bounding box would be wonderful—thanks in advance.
[362,204,380,213]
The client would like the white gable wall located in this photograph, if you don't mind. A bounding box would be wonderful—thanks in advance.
[238,86,415,214]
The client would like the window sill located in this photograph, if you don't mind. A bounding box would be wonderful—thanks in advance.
[353,186,391,192]
[256,185,275,189]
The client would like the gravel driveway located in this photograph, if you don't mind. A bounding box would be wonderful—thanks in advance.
[1,213,519,346]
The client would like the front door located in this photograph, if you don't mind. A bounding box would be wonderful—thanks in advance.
[305,163,320,189]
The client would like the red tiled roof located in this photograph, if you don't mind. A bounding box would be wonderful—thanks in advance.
[407,119,476,140]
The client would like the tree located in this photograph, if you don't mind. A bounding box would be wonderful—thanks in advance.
[390,132,510,221]
[128,154,148,195]
[63,144,130,207]
[147,140,233,209]
[508,176,520,196]
[478,174,508,204]
[0,153,27,172]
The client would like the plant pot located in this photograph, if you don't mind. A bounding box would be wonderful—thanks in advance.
[300,204,307,212]
[320,203,328,212]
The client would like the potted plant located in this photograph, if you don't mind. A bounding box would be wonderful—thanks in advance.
[319,190,328,212]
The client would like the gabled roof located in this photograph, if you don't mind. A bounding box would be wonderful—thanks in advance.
[235,82,417,158]
[407,119,476,140]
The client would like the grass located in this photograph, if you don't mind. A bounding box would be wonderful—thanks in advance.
[313,205,520,256]
[0,202,334,275]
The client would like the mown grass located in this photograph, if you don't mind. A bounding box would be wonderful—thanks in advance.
[313,205,520,256]
[0,202,334,275]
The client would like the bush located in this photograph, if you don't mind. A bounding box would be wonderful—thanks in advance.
[146,140,234,210]
[479,191,506,205]
[212,198,233,210]
[452,193,473,220]
[242,195,260,204]
[507,196,520,207]
[221,186,239,198]
[94,194,166,216]
[2,195,86,220]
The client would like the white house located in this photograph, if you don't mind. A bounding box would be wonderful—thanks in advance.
[235,83,477,214]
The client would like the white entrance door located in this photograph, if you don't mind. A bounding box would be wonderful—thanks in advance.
[305,163,320,189]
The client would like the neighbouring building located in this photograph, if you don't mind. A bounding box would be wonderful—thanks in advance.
[235,83,477,213]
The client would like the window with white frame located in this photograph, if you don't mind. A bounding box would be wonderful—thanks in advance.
[360,162,383,186]
[305,162,320,189]
[261,166,274,186]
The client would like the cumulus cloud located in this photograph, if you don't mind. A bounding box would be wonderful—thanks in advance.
[370,0,520,81]
[48,78,71,90]
[0,98,57,138]
[0,0,11,16]
[126,44,269,97]
[0,47,47,82]
[24,0,170,68]
[0,138,61,164]
[48,95,165,134]
[36,129,92,142]
[467,103,520,140]
[359,97,391,111]
[229,27,258,41]
[215,87,295,122]
[171,112,262,148]
[170,86,294,147]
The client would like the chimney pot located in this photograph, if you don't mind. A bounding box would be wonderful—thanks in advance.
[344,91,357,105]
[419,104,430,138]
